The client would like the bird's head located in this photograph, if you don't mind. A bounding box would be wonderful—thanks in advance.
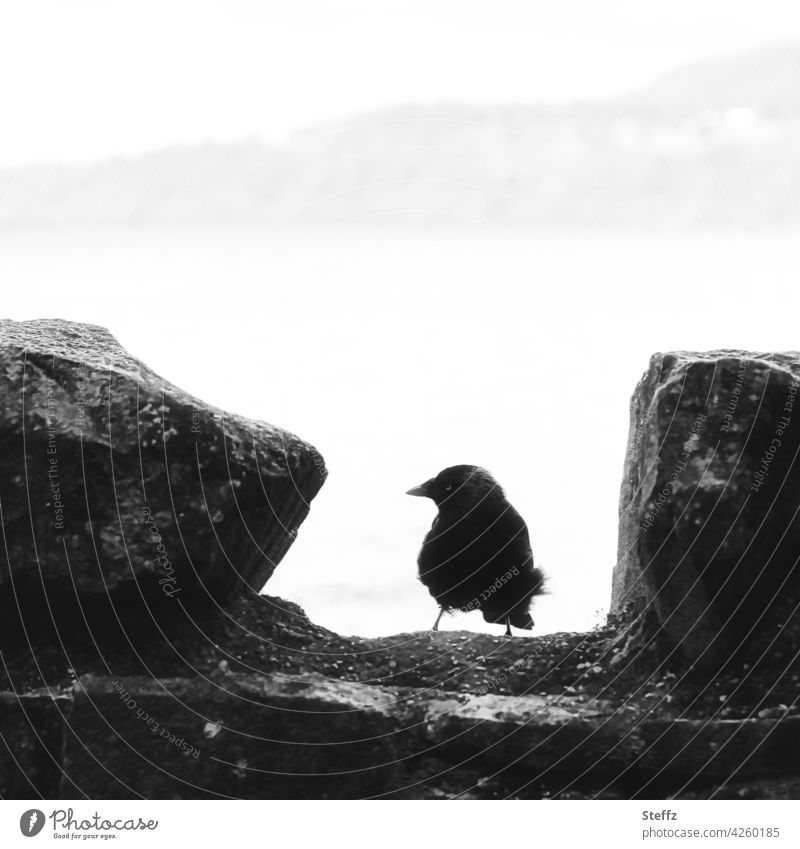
[406,465,504,509]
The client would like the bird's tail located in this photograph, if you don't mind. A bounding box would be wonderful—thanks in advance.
[483,608,534,629]
[509,609,534,630]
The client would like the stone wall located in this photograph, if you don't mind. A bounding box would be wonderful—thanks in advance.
[1,339,798,799]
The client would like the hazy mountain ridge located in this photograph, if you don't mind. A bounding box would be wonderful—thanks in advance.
[2,43,800,228]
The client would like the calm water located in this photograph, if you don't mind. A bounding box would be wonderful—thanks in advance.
[3,227,799,636]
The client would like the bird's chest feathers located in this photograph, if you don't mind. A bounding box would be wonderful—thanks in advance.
[423,506,492,555]
[427,508,461,538]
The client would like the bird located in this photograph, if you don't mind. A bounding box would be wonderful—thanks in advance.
[406,465,544,636]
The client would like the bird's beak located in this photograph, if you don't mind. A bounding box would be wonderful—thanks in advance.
[406,479,433,497]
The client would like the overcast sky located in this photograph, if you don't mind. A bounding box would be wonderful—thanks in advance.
[2,0,800,166]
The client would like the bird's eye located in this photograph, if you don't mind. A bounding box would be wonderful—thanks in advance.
[445,484,453,491]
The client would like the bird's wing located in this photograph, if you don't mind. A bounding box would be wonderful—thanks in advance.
[478,501,533,565]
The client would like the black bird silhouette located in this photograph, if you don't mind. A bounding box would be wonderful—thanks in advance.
[407,465,545,636]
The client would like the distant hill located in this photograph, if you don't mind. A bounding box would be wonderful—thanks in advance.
[2,42,800,228]
[617,41,800,118]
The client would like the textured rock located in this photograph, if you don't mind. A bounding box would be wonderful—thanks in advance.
[2,343,799,800]
[63,674,402,799]
[0,319,326,640]
[0,692,69,797]
[64,675,634,798]
[0,592,798,799]
[636,715,800,780]
[5,667,796,799]
[612,351,800,671]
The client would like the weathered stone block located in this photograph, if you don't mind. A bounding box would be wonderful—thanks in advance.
[613,351,800,671]
[0,320,326,641]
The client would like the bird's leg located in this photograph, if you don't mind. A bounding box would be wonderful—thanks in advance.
[504,617,513,637]
[432,608,444,631]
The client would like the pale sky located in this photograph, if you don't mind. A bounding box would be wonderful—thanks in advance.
[2,0,800,166]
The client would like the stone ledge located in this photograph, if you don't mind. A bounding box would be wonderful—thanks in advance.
[3,670,798,799]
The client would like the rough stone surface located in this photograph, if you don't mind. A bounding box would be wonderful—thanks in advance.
[62,674,401,799]
[1,346,798,800]
[58,673,675,798]
[0,692,69,798]
[0,319,326,640]
[612,351,800,672]
[0,593,797,799]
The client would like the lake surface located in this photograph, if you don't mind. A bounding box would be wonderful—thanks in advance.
[3,227,798,636]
